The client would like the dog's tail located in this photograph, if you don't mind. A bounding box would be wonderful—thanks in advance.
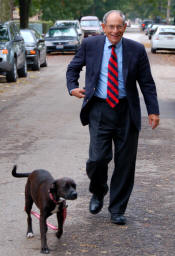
[12,165,31,178]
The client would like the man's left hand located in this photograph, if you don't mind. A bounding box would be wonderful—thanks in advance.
[148,114,160,129]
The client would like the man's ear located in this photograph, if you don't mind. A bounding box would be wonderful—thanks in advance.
[49,181,57,193]
[101,23,106,33]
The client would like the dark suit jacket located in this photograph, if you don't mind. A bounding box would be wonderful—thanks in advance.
[66,35,159,130]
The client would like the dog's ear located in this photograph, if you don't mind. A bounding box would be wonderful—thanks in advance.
[49,181,57,193]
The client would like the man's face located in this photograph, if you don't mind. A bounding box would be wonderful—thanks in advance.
[102,12,127,45]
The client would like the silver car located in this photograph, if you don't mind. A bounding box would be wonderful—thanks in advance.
[45,25,81,54]
[54,20,84,41]
[0,21,27,82]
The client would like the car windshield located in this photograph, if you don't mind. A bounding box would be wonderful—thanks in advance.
[46,27,77,37]
[80,20,99,27]
[159,27,175,35]
[0,26,9,41]
[21,30,35,43]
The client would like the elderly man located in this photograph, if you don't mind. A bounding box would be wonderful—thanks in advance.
[66,10,159,225]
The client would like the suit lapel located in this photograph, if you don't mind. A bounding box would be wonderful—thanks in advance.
[122,38,131,86]
[94,36,106,75]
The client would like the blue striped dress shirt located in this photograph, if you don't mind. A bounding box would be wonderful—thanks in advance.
[94,37,126,99]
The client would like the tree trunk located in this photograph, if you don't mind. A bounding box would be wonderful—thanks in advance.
[166,0,171,24]
[19,0,31,28]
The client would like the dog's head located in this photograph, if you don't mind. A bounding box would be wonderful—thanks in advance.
[49,177,77,201]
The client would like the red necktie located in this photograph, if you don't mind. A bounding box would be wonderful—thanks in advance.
[106,45,119,108]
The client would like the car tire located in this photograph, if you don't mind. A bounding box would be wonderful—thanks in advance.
[6,59,18,82]
[18,58,27,77]
[41,55,48,67]
[151,48,156,54]
[32,53,40,71]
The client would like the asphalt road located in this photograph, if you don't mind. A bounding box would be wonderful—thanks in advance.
[0,31,175,256]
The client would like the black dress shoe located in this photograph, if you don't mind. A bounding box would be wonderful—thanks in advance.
[111,214,126,225]
[89,195,103,214]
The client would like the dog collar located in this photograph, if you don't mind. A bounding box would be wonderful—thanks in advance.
[49,192,66,206]
[49,192,59,204]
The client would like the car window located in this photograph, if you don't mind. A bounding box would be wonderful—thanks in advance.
[47,27,77,37]
[80,20,99,27]
[159,27,175,35]
[0,25,9,41]
[20,30,35,43]
[33,30,41,40]
[13,23,20,35]
[9,24,16,40]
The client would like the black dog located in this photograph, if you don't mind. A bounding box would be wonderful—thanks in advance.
[12,165,77,254]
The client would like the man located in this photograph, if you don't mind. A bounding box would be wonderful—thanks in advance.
[66,10,159,225]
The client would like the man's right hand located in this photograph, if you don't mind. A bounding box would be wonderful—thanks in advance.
[71,88,85,98]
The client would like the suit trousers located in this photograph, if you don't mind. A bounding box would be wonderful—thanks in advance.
[86,97,139,214]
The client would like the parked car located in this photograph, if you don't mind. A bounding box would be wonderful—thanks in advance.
[0,21,27,82]
[20,29,47,71]
[151,25,175,53]
[141,19,153,31]
[44,25,81,53]
[54,20,84,41]
[80,16,102,37]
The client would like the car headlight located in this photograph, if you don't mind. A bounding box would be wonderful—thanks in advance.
[68,40,78,45]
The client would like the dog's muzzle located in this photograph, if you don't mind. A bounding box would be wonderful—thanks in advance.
[68,191,77,200]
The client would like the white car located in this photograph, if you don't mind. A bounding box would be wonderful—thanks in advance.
[151,25,175,53]
[54,20,84,41]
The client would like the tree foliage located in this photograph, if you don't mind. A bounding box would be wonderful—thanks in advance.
[15,0,175,28]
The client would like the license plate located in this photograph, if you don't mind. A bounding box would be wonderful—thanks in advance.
[56,45,63,49]
[166,37,173,40]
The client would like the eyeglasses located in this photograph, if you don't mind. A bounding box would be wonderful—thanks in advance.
[106,25,124,31]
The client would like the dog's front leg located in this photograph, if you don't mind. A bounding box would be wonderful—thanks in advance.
[56,209,64,239]
[40,214,49,254]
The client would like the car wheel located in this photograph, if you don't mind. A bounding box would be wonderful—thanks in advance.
[6,59,18,82]
[151,48,156,54]
[18,58,28,77]
[32,53,40,71]
[41,55,48,67]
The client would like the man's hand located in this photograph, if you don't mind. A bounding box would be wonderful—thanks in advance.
[71,88,85,98]
[148,114,160,129]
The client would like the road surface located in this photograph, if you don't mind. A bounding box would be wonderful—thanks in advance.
[0,31,175,256]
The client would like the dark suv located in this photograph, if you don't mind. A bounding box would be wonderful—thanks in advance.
[0,21,27,82]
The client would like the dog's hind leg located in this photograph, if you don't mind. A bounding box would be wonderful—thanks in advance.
[25,182,34,238]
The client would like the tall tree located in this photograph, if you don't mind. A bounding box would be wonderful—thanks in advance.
[19,0,31,28]
[167,0,171,23]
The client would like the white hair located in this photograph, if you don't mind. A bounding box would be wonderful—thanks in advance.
[103,10,126,24]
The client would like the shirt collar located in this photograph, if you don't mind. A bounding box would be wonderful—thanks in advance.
[105,37,122,49]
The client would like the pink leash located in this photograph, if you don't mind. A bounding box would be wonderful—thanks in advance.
[31,210,59,230]
[29,200,67,231]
